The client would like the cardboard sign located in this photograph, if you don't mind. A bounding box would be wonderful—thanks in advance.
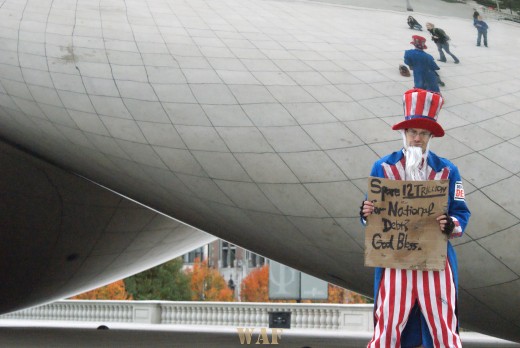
[364,177,449,271]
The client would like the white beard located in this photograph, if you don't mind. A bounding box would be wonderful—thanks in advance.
[405,146,426,181]
[401,131,431,181]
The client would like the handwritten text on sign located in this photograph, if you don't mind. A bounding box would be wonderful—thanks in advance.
[365,177,449,271]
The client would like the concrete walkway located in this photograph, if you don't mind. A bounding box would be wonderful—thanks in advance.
[0,320,519,348]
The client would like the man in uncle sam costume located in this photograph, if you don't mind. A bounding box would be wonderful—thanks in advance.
[360,88,471,348]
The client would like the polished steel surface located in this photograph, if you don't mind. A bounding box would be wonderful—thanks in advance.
[0,140,214,314]
[0,0,518,342]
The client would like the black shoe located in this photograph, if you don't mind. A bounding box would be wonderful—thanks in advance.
[437,59,446,62]
[454,60,460,64]
[439,81,445,87]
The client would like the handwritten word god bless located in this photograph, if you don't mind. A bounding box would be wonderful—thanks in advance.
[364,177,449,271]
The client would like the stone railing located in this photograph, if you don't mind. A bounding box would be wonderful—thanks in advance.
[0,300,373,332]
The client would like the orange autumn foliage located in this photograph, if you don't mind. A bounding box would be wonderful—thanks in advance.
[328,284,370,304]
[328,283,347,303]
[240,265,269,302]
[346,290,370,303]
[70,280,132,300]
[239,268,369,304]
[186,258,234,301]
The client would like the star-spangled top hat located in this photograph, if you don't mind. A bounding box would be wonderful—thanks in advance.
[392,88,445,137]
[410,35,427,49]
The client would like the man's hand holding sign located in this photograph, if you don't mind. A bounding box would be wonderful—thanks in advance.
[363,177,449,271]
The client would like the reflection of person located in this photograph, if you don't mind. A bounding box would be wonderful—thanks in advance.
[474,16,489,47]
[404,35,442,92]
[407,16,422,30]
[361,88,471,348]
[473,9,480,25]
[228,276,236,291]
[426,22,459,64]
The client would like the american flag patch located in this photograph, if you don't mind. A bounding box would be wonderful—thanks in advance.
[454,181,465,201]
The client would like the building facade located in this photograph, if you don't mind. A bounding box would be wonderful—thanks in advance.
[182,240,267,300]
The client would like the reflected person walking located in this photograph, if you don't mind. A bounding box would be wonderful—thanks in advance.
[426,22,459,64]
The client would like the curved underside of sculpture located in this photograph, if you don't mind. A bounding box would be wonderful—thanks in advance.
[0,139,215,314]
[0,0,518,342]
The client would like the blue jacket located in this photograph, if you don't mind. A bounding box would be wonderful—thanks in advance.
[364,150,471,348]
[404,49,440,93]
[474,20,488,32]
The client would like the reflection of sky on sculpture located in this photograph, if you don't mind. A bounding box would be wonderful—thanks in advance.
[0,0,519,342]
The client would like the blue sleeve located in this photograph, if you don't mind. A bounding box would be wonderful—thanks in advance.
[447,164,471,234]
[430,56,440,70]
[360,162,382,226]
[404,51,411,67]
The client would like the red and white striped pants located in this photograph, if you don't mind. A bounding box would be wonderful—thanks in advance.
[367,261,461,348]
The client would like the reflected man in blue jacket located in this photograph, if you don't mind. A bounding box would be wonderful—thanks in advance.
[404,36,442,92]
[474,16,489,47]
